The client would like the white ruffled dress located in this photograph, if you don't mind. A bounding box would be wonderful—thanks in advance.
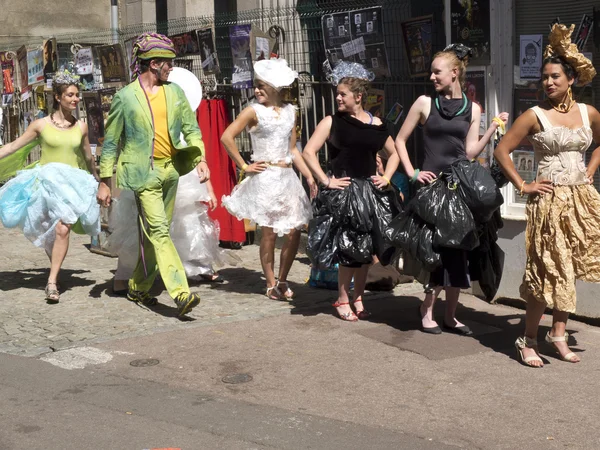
[222,103,312,236]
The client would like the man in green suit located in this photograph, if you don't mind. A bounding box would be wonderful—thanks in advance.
[97,33,208,317]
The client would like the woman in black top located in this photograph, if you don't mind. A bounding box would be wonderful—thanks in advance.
[395,45,508,335]
[303,62,401,322]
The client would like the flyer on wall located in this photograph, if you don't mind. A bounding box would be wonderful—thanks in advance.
[450,0,490,65]
[42,38,57,80]
[27,49,44,85]
[0,52,15,94]
[465,70,486,132]
[97,45,127,83]
[401,15,433,78]
[173,59,194,71]
[230,24,253,89]
[16,46,28,92]
[197,28,219,74]
[171,31,201,58]
[99,88,117,121]
[83,92,104,146]
[513,88,540,149]
[519,35,543,79]
[364,88,385,119]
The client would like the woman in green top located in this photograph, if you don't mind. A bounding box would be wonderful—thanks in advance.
[0,70,100,303]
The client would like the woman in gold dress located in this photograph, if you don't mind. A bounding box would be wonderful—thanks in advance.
[494,24,600,367]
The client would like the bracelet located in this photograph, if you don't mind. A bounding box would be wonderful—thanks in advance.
[519,180,526,197]
[410,169,420,183]
[321,178,331,188]
[241,163,248,171]
[381,175,391,185]
[492,117,506,133]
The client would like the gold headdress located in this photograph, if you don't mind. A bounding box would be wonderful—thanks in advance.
[544,24,596,86]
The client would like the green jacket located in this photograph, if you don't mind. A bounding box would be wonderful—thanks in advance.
[99,80,204,191]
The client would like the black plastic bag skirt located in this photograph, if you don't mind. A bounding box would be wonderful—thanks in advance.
[307,178,403,269]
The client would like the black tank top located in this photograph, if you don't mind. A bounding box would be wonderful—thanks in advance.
[422,96,472,174]
[327,112,391,178]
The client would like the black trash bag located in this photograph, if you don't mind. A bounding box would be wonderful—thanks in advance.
[337,228,372,266]
[307,214,337,269]
[432,186,479,251]
[390,211,440,271]
[407,179,447,225]
[415,223,441,271]
[371,183,403,265]
[346,181,374,232]
[490,160,510,188]
[451,159,504,223]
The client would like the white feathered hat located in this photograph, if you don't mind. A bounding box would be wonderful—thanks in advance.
[253,58,298,90]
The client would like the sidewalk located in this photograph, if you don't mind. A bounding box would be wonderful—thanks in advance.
[2,226,600,449]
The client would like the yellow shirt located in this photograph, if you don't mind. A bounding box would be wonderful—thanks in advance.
[147,86,175,159]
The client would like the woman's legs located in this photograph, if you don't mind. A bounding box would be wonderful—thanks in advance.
[352,264,370,314]
[519,299,546,367]
[335,265,357,319]
[259,226,277,289]
[48,220,71,284]
[277,229,301,282]
[444,287,466,327]
[420,287,442,329]
[549,309,580,362]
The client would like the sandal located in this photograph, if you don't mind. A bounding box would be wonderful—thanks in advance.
[266,285,283,300]
[515,336,543,368]
[352,298,371,320]
[332,301,358,322]
[276,280,294,300]
[45,282,60,304]
[545,331,580,363]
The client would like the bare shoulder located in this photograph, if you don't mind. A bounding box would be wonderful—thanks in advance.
[29,117,48,133]
[585,104,600,121]
[372,115,383,126]
[471,101,481,115]
[414,95,431,109]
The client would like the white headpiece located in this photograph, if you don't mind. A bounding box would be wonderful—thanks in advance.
[327,61,375,86]
[253,58,298,90]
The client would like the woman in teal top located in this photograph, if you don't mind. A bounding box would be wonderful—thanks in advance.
[0,70,100,303]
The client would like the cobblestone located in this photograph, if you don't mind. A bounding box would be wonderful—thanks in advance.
[0,225,421,356]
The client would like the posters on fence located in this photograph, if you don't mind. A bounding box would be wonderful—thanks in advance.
[450,0,490,65]
[27,49,44,85]
[97,44,127,83]
[173,59,194,71]
[385,102,404,125]
[197,28,219,74]
[519,35,542,79]
[513,88,540,149]
[83,92,104,145]
[43,38,57,80]
[465,70,486,132]
[401,15,433,78]
[171,31,200,57]
[16,46,28,92]
[230,24,253,89]
[99,88,117,121]
[574,14,593,50]
[364,88,385,119]
[0,52,14,94]
[75,48,94,76]
[322,7,390,78]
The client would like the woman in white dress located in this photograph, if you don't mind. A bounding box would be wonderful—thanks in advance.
[221,58,317,299]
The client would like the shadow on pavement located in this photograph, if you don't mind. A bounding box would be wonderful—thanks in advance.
[0,268,93,293]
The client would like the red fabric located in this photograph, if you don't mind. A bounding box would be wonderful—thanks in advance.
[198,99,245,243]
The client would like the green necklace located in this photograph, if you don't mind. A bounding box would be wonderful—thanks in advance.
[435,92,468,117]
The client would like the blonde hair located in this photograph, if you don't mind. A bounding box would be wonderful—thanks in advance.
[338,77,370,105]
[433,50,469,90]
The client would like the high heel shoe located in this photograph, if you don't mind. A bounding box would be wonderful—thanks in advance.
[515,336,543,367]
[545,331,580,363]
[352,298,371,320]
[332,301,358,322]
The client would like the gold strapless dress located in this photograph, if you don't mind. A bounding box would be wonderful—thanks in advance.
[520,104,600,312]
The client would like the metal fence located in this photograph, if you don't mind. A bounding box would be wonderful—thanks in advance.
[1,1,445,166]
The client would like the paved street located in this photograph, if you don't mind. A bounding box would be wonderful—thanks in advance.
[1,225,600,449]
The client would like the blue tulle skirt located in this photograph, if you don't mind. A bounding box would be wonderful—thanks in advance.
[0,162,100,251]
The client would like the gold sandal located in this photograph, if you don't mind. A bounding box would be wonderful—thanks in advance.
[515,336,543,368]
[545,331,580,363]
[45,282,60,304]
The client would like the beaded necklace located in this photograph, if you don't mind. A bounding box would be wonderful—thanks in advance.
[50,113,77,129]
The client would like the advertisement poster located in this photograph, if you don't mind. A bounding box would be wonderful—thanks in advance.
[513,149,536,203]
[465,70,486,131]
[197,28,219,74]
[519,35,543,79]
[173,59,193,71]
[0,52,15,94]
[97,44,127,83]
[364,88,385,119]
[171,31,200,57]
[75,47,94,76]
[16,46,28,92]
[98,88,116,121]
[230,24,253,89]
[401,15,433,78]
[385,102,404,125]
[322,7,390,78]
[83,92,104,145]
[42,38,57,80]
[124,38,134,80]
[574,14,594,50]
[27,49,44,85]
[450,0,490,65]
[513,88,540,149]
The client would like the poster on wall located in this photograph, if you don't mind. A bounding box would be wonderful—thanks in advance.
[27,49,44,85]
[450,0,490,65]
[364,88,385,119]
[16,46,28,92]
[230,24,253,89]
[513,88,540,149]
[42,38,57,80]
[124,38,134,80]
[465,70,486,132]
[574,14,594,50]
[96,44,127,83]
[83,92,104,145]
[0,52,15,94]
[171,31,200,57]
[401,15,433,78]
[75,48,94,76]
[322,7,390,78]
[99,88,116,121]
[173,59,194,71]
[197,28,219,74]
[519,35,542,79]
